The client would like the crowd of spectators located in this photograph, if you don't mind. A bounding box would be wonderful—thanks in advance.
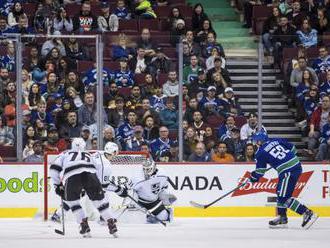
[0,0,269,163]
[231,0,330,161]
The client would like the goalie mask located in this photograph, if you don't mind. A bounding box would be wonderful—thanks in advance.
[104,142,119,156]
[71,137,86,151]
[143,158,156,178]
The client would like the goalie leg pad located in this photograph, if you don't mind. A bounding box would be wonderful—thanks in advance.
[159,193,177,206]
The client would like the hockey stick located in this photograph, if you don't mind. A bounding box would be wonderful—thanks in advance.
[55,197,65,235]
[126,195,167,227]
[190,167,272,209]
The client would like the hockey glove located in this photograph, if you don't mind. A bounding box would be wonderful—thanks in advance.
[55,184,65,198]
[249,171,260,183]
[115,186,128,198]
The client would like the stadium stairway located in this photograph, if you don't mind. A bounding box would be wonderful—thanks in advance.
[187,0,257,56]
[227,59,307,160]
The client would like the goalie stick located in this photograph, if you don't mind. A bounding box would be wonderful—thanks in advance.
[54,197,65,235]
[190,167,272,209]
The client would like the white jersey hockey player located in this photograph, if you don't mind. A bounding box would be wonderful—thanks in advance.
[49,138,118,237]
[131,158,176,223]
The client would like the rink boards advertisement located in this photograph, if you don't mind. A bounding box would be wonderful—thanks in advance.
[0,162,329,218]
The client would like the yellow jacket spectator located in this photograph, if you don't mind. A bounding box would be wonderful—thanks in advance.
[135,0,157,19]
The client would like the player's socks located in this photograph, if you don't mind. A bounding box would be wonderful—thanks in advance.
[51,211,61,223]
[301,209,318,229]
[269,215,288,229]
[80,218,91,238]
[107,218,118,235]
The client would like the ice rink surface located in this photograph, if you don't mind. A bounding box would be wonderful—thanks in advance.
[0,218,329,248]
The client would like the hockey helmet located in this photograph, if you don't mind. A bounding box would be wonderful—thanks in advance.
[104,142,119,156]
[71,137,86,151]
[142,158,156,178]
[252,131,269,144]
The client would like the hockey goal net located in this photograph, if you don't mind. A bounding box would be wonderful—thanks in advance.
[43,151,149,220]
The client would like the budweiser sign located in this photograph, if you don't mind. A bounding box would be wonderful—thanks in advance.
[231,171,314,197]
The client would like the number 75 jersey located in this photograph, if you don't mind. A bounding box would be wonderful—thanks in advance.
[255,138,301,175]
[50,150,97,185]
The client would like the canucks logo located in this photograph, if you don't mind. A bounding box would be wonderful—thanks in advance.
[151,183,160,194]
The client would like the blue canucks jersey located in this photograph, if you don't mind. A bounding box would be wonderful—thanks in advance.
[82,67,113,89]
[114,69,134,88]
[0,55,16,72]
[319,81,330,97]
[320,123,330,144]
[254,138,300,179]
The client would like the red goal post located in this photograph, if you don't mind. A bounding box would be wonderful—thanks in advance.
[43,151,149,220]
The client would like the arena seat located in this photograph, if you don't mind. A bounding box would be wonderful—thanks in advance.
[119,20,139,32]
[252,5,272,35]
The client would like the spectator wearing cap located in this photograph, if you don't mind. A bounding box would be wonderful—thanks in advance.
[125,85,144,112]
[170,18,186,47]
[159,97,178,129]
[129,47,150,74]
[44,125,60,153]
[188,141,212,162]
[134,0,157,19]
[201,32,225,59]
[149,126,175,161]
[224,126,245,161]
[59,110,83,139]
[148,47,171,75]
[143,115,159,142]
[113,0,132,20]
[149,86,167,112]
[240,112,267,141]
[211,141,234,163]
[198,85,223,113]
[163,70,179,98]
[22,109,32,130]
[159,141,179,162]
[183,54,201,85]
[73,1,98,32]
[107,96,126,128]
[217,116,236,141]
[188,68,209,100]
[207,57,231,84]
[126,125,148,151]
[136,98,160,126]
[97,1,118,32]
[114,57,135,88]
[116,110,138,150]
[137,28,157,58]
[53,7,73,33]
[23,140,44,163]
[78,91,108,126]
[112,33,135,61]
[220,87,243,117]
[80,125,92,149]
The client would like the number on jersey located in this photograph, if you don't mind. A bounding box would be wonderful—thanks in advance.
[269,145,290,160]
[68,152,91,162]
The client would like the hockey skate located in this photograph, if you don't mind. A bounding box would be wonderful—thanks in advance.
[269,216,288,229]
[51,212,61,223]
[301,210,318,229]
[107,218,118,237]
[79,218,91,238]
[97,216,106,226]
